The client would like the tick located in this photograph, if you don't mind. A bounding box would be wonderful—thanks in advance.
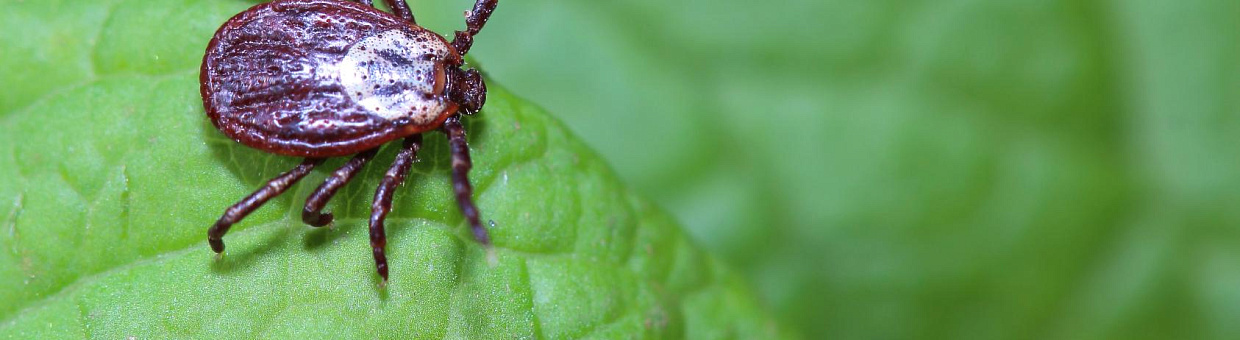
[199,0,498,281]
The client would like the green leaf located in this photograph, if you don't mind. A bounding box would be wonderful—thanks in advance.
[0,0,787,338]
[444,0,1240,338]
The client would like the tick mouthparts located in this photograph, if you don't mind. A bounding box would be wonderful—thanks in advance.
[449,68,486,114]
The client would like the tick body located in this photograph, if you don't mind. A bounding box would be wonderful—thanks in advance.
[200,0,498,281]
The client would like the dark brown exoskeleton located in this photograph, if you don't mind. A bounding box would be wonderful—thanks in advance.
[199,0,498,281]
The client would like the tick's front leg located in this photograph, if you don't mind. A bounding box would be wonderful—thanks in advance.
[443,117,491,246]
[451,0,498,55]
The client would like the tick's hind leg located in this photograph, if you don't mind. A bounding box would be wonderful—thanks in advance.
[208,158,324,253]
[368,135,422,281]
[451,0,498,56]
[443,117,492,246]
[303,148,379,227]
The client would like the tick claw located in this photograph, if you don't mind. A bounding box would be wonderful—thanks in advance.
[208,238,225,253]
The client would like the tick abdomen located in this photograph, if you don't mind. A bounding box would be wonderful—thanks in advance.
[201,0,456,157]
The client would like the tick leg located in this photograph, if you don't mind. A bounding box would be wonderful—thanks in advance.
[450,0,498,56]
[353,0,374,7]
[208,158,324,253]
[382,0,415,24]
[303,148,379,227]
[369,135,422,281]
[443,117,492,246]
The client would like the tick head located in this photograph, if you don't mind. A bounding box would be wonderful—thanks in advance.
[450,67,486,115]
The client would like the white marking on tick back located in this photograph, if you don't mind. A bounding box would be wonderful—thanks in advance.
[339,29,449,123]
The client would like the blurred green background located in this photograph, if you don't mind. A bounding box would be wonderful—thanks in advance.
[413,0,1239,338]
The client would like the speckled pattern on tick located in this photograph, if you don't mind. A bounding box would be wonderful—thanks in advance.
[199,0,498,281]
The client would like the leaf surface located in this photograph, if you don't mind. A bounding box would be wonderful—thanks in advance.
[0,0,785,338]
